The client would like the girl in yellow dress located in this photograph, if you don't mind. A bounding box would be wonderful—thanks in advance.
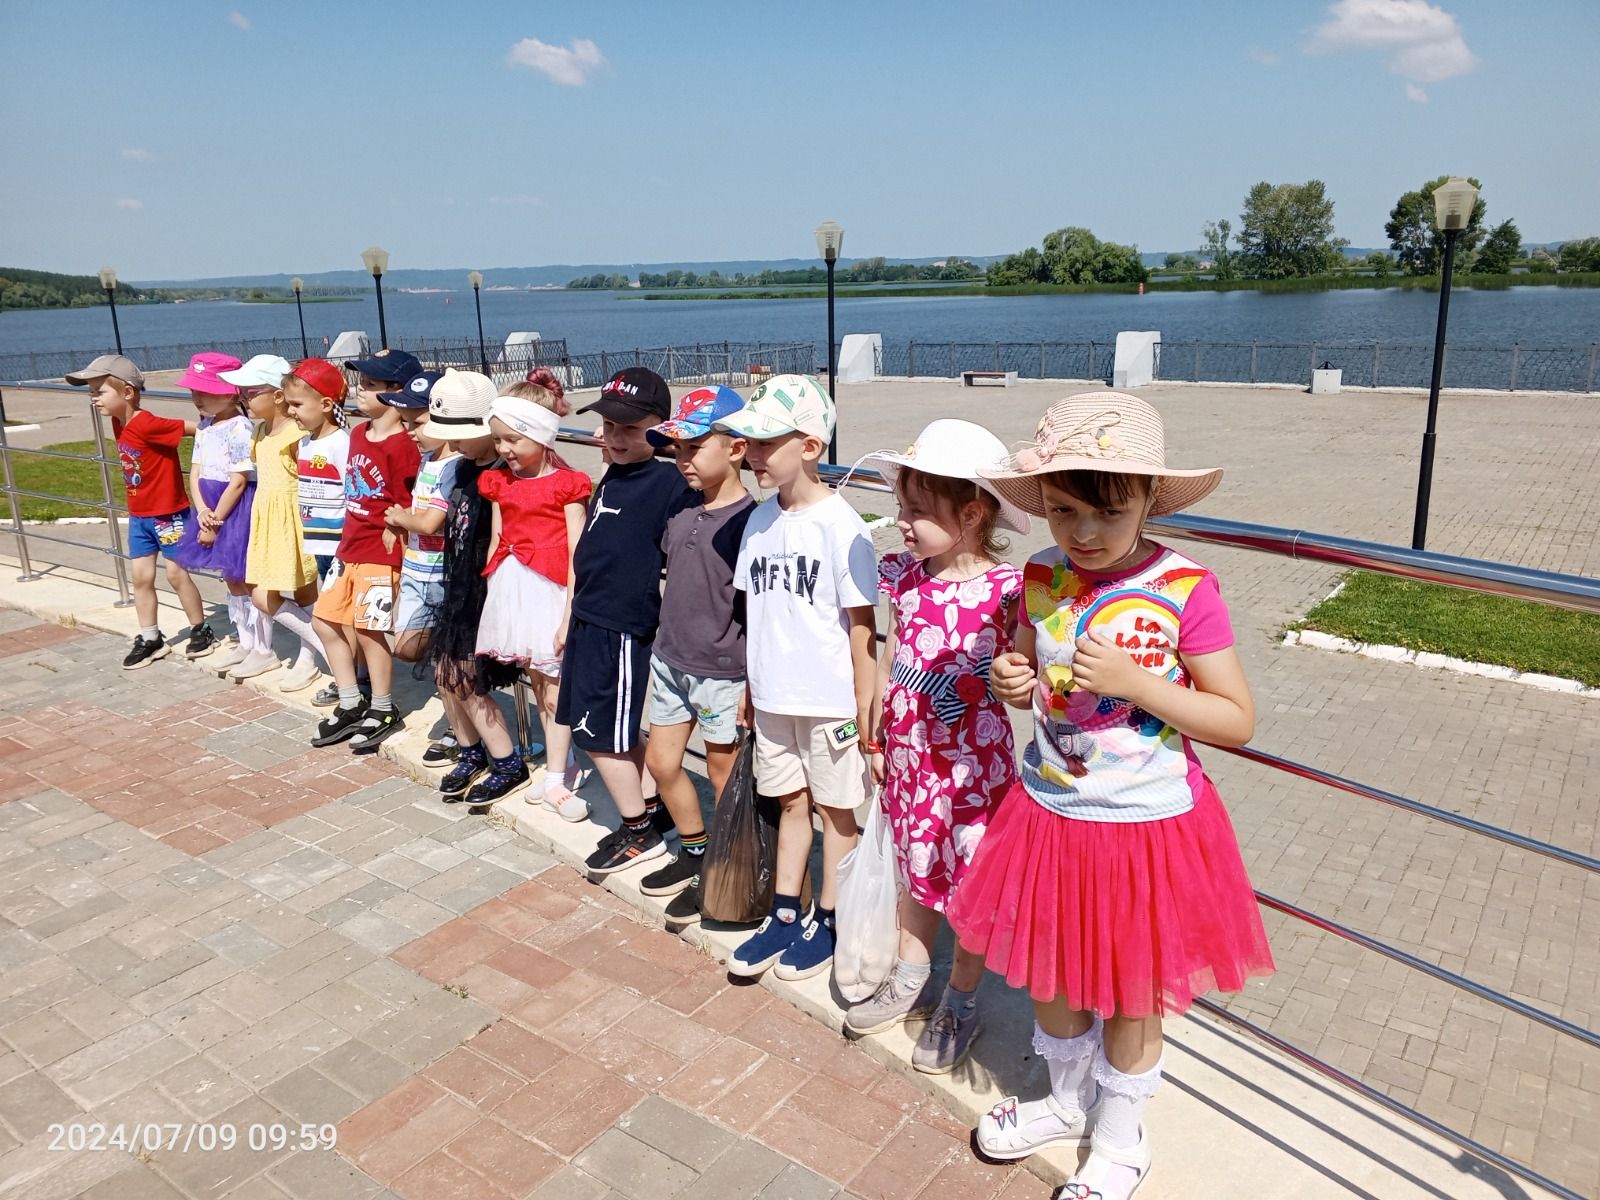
[226,355,328,690]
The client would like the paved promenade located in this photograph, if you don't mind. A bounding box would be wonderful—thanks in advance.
[1,375,1595,1196]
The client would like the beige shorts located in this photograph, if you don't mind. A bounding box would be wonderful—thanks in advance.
[752,710,870,811]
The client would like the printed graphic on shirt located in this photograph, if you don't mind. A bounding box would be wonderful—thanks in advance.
[120,445,145,491]
[585,485,624,531]
[746,552,822,603]
[346,453,390,508]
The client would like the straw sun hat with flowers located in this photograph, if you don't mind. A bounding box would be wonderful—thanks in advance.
[978,392,1222,518]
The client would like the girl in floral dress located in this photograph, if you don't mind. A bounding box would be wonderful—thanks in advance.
[845,420,1031,1074]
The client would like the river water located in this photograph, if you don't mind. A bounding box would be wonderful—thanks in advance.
[2,284,1597,367]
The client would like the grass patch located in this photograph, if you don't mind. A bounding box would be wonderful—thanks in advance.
[1298,572,1600,687]
[6,438,191,521]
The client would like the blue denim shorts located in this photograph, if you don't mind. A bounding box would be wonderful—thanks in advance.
[127,509,190,560]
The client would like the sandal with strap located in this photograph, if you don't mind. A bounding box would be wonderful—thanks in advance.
[1056,1124,1152,1200]
[975,1093,1092,1161]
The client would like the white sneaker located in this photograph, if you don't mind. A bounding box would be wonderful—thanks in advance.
[278,658,323,694]
[538,782,590,822]
[228,649,281,681]
[211,642,249,674]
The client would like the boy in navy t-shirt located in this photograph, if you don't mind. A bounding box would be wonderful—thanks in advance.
[559,368,697,874]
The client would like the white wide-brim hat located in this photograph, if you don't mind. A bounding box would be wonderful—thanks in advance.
[851,418,1030,533]
[980,392,1222,518]
[426,369,498,440]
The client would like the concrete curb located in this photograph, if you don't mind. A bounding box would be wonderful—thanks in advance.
[1284,628,1597,698]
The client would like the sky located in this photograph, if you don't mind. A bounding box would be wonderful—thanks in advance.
[2,0,1597,280]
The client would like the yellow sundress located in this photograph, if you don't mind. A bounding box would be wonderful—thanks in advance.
[245,421,319,591]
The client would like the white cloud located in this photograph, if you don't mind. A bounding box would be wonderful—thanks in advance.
[506,37,605,86]
[1307,0,1476,84]
[115,198,143,210]
[121,147,155,162]
[228,10,250,31]
[1247,47,1281,65]
[489,194,544,207]
[1405,82,1429,103]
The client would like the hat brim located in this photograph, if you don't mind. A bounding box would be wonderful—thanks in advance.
[578,396,662,423]
[378,393,429,409]
[981,456,1223,518]
[426,414,493,440]
[854,450,1032,533]
[176,372,239,396]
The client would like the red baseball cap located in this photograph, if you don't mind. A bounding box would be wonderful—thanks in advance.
[291,358,348,401]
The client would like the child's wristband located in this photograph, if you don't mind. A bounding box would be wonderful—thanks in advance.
[863,739,884,754]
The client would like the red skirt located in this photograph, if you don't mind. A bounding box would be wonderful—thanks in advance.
[948,778,1274,1018]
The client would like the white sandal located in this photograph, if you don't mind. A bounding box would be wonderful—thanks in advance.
[976,1093,1092,1160]
[1056,1124,1152,1200]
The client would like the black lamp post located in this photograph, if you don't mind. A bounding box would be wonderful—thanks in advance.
[291,277,308,357]
[814,220,844,464]
[361,246,390,349]
[98,267,123,353]
[1411,177,1479,551]
[468,271,488,372]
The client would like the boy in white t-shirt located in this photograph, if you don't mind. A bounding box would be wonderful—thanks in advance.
[713,375,877,982]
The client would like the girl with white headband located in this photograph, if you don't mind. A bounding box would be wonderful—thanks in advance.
[465,387,594,810]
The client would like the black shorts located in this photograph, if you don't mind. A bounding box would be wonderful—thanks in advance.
[556,617,653,753]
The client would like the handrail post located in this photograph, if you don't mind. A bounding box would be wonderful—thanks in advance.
[0,391,42,583]
[1509,342,1520,391]
[1250,341,1258,383]
[89,398,134,607]
[511,676,545,762]
[1373,340,1381,388]
[1587,344,1597,393]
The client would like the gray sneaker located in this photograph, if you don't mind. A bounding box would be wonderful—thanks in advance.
[844,975,937,1037]
[912,1002,982,1074]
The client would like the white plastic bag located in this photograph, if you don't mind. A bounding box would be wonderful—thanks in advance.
[833,794,900,1002]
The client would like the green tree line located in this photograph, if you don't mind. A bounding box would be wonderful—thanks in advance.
[0,267,147,311]
[570,256,981,290]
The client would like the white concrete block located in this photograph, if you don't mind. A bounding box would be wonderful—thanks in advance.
[327,331,368,361]
[838,333,882,384]
[1113,331,1161,389]
[1311,367,1342,395]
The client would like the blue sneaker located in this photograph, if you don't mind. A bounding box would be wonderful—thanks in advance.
[774,913,836,981]
[729,910,807,978]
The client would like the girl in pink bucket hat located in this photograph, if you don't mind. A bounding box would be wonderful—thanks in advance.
[947,392,1273,1199]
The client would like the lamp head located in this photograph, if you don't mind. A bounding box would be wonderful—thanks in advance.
[98,267,117,290]
[1433,177,1479,234]
[813,220,844,263]
[468,270,483,289]
[290,277,303,294]
[361,246,390,277]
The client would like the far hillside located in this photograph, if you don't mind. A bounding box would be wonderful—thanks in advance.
[0,268,146,311]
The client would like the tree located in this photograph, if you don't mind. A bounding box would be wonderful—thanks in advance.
[986,247,1047,286]
[1385,176,1487,274]
[1201,219,1236,281]
[1476,220,1522,274]
[1040,226,1147,284]
[1163,253,1200,271]
[1236,180,1346,278]
[1557,237,1600,273]
[1363,251,1396,278]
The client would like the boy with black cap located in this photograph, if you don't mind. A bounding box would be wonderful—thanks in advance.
[567,368,698,874]
[309,349,423,753]
[66,353,212,668]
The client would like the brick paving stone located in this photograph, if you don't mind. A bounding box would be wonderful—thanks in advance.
[574,1126,698,1199]
[617,1095,738,1171]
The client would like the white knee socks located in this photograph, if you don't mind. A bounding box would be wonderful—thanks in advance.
[1093,1047,1163,1149]
[1034,1019,1102,1116]
[271,600,325,666]
[228,595,255,651]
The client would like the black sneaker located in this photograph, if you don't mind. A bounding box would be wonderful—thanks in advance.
[463,758,530,807]
[311,703,368,747]
[663,878,702,929]
[312,682,370,709]
[640,852,702,897]
[646,802,676,839]
[423,733,460,766]
[440,745,489,800]
[122,633,169,670]
[349,710,404,754]
[184,624,219,659]
[585,823,666,876]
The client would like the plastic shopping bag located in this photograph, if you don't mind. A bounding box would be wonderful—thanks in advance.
[701,736,778,925]
[833,793,900,1002]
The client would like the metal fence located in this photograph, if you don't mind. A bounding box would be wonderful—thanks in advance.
[896,338,1600,392]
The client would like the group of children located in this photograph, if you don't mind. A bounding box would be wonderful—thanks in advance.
[69,349,1273,1199]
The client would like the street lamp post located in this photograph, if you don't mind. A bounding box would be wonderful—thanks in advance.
[98,267,122,354]
[361,246,391,349]
[813,220,844,464]
[1411,177,1478,551]
[291,277,308,358]
[468,271,488,372]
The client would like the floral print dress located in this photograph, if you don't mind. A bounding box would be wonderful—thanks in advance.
[879,552,1022,911]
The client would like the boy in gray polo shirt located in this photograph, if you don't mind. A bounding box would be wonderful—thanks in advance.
[634,387,755,922]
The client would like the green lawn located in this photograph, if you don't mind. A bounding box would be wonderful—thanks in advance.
[5,439,191,521]
[1299,572,1600,687]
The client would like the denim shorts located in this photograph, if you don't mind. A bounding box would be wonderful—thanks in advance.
[647,655,745,745]
[395,571,444,632]
[127,509,190,560]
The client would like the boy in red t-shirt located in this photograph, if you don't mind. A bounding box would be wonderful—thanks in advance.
[311,351,422,753]
[66,354,211,669]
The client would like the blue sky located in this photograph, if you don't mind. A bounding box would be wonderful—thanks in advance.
[2,0,1596,279]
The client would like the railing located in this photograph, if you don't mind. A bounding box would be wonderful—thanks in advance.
[2,395,1596,1198]
[894,339,1600,392]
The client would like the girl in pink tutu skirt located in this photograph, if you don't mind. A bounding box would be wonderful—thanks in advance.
[844,420,1031,1075]
[949,392,1274,1200]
